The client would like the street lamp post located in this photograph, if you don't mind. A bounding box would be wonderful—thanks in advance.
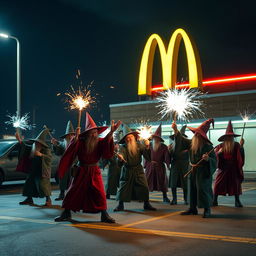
[0,33,21,119]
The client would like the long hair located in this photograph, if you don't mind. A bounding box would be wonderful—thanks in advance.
[85,135,99,154]
[191,135,204,154]
[223,140,234,154]
[152,138,161,152]
[127,136,138,156]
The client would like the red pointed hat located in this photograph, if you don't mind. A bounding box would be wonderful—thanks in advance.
[80,112,108,136]
[187,118,214,144]
[218,120,240,142]
[151,124,164,142]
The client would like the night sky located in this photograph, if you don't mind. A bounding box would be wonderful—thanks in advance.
[0,0,256,138]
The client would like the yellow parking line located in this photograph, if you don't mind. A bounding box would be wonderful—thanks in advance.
[1,215,256,244]
[121,211,182,228]
[70,223,256,244]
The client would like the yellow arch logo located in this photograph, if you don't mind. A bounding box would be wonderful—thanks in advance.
[138,28,203,95]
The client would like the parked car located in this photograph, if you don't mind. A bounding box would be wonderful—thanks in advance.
[0,139,60,186]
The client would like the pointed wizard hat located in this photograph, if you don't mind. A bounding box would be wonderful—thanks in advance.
[119,124,139,144]
[60,120,75,139]
[170,125,188,140]
[80,112,108,137]
[218,120,240,142]
[187,118,214,144]
[151,124,164,142]
[30,128,49,148]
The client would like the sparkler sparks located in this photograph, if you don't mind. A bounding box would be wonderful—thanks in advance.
[137,125,152,140]
[156,89,203,122]
[5,112,33,130]
[64,86,94,111]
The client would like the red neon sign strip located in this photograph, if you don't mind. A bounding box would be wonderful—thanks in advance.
[151,74,256,91]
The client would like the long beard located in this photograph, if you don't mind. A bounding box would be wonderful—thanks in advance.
[223,140,234,154]
[191,136,203,154]
[85,136,99,154]
[127,139,138,157]
[152,141,161,152]
[63,138,71,149]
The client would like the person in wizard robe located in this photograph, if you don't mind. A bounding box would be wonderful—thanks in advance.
[54,112,121,223]
[171,119,217,218]
[169,125,189,205]
[213,120,245,207]
[103,142,121,199]
[16,128,52,206]
[114,124,156,212]
[51,120,75,200]
[144,124,171,202]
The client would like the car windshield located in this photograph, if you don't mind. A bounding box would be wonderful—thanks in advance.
[0,141,17,156]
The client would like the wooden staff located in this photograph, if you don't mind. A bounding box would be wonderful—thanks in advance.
[43,125,54,139]
[241,121,246,139]
[184,146,216,178]
[77,109,82,128]
[172,111,178,123]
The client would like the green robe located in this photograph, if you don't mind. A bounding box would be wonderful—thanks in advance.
[175,132,217,208]
[116,142,151,202]
[52,141,71,191]
[103,156,121,195]
[19,142,52,198]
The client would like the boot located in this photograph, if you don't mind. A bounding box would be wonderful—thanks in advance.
[203,208,211,218]
[55,191,65,201]
[54,209,71,222]
[162,191,170,203]
[144,201,157,211]
[43,197,52,207]
[235,195,243,207]
[114,201,124,212]
[180,208,198,215]
[19,197,33,205]
[212,195,218,206]
[101,210,115,223]
[170,188,177,205]
[183,189,188,205]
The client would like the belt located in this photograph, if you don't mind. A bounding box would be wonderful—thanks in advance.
[151,161,162,165]
[78,162,98,167]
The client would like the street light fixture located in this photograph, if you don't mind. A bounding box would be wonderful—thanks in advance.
[0,33,21,120]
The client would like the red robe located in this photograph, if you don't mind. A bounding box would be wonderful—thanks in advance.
[58,135,114,213]
[214,142,244,196]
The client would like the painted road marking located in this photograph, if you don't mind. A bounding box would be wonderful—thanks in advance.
[1,215,256,244]
[121,211,182,228]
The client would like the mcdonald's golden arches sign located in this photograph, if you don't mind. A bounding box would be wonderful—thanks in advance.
[138,28,203,95]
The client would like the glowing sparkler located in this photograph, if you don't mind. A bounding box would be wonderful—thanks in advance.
[137,125,152,140]
[157,89,203,123]
[240,110,254,138]
[5,112,33,131]
[64,85,95,128]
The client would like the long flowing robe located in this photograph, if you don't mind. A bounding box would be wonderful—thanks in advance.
[102,156,121,196]
[58,135,114,213]
[169,137,189,190]
[116,142,151,202]
[214,142,244,196]
[16,142,52,198]
[53,141,71,191]
[175,132,217,208]
[144,144,170,192]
